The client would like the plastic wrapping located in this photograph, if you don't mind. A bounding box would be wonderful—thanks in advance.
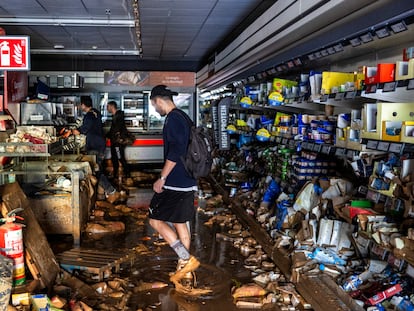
[0,254,13,311]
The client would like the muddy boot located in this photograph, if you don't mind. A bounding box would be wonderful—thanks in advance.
[170,257,211,296]
[170,256,200,287]
[175,259,197,289]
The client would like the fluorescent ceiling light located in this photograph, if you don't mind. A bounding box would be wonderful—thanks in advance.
[0,17,134,27]
[31,49,140,56]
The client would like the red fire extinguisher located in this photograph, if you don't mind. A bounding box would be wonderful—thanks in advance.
[0,208,26,286]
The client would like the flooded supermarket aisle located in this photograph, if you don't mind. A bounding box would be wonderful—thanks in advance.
[63,186,260,311]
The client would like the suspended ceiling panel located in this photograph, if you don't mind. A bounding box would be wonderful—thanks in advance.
[0,0,272,71]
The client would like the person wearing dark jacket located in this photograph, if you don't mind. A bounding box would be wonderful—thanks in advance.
[148,85,199,291]
[106,100,130,179]
[72,96,120,203]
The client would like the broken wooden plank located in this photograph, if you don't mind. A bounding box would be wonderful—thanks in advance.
[0,183,60,290]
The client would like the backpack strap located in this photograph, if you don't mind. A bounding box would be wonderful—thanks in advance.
[171,108,193,127]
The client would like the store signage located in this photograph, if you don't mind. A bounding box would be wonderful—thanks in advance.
[217,97,231,150]
[211,101,219,145]
[5,71,28,110]
[0,36,30,70]
[104,70,195,87]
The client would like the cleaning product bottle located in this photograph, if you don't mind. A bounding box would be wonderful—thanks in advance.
[341,270,372,292]
[391,296,414,311]
[319,264,341,277]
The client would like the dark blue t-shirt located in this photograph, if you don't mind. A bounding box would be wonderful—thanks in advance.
[163,109,196,189]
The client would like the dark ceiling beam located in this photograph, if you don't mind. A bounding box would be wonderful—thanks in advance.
[30,55,200,72]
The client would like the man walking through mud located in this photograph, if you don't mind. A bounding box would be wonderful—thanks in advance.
[148,85,200,293]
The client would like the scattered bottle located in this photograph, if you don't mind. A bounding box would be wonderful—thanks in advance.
[341,270,372,292]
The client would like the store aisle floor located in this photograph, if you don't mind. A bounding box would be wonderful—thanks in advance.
[73,186,255,310]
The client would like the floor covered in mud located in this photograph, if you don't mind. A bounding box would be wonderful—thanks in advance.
[50,187,259,311]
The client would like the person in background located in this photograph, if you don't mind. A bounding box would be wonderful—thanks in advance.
[148,85,199,290]
[72,95,120,204]
[106,100,130,180]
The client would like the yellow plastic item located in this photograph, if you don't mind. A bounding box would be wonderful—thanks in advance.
[256,128,271,141]
[226,124,237,134]
[272,78,297,93]
[236,119,248,126]
[240,96,252,108]
[321,72,355,94]
[268,91,284,106]
[274,112,290,125]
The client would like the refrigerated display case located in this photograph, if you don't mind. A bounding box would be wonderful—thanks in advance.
[121,93,148,131]
[102,91,194,164]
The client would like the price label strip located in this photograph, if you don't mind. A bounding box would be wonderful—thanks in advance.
[389,143,402,153]
[377,141,390,151]
[335,148,345,156]
[366,140,379,149]
[335,92,345,101]
[383,81,397,92]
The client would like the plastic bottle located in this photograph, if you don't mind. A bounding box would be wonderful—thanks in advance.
[319,264,341,277]
[391,296,414,311]
[308,247,347,266]
[341,270,372,292]
[8,169,15,183]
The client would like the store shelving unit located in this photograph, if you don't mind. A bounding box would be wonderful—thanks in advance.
[207,76,414,310]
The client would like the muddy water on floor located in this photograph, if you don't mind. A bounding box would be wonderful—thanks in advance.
[78,187,255,310]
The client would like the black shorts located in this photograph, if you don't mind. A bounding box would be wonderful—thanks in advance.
[149,189,195,223]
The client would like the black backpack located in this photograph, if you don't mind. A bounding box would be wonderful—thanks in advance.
[173,109,213,179]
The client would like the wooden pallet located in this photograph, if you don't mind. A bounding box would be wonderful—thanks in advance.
[56,248,137,281]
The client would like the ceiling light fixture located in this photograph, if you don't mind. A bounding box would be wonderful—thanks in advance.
[31,49,140,56]
[0,17,134,27]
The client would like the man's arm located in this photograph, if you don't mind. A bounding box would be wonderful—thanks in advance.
[153,159,176,193]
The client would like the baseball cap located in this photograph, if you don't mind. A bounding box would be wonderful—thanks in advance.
[150,85,179,99]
